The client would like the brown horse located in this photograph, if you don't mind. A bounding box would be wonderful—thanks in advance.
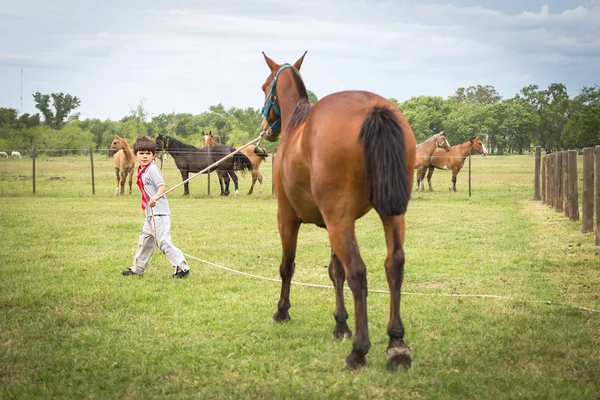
[202,130,269,195]
[260,52,416,371]
[415,132,451,191]
[418,136,488,192]
[109,135,135,196]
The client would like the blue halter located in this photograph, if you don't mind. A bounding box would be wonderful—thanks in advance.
[262,64,293,134]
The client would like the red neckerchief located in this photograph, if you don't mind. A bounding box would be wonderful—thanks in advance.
[136,162,152,210]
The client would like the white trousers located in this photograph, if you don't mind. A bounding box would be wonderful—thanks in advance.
[131,215,188,275]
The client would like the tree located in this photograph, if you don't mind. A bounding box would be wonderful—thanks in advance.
[399,96,453,142]
[453,85,502,106]
[307,90,319,105]
[32,92,81,130]
[562,85,600,149]
[515,84,570,152]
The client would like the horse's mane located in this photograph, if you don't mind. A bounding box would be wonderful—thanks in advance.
[287,68,311,131]
[163,135,199,150]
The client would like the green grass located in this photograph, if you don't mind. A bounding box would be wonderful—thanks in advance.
[1,154,599,399]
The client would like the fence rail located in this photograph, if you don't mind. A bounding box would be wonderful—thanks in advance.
[534,145,600,246]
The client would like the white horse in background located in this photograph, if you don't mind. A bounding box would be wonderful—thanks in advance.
[11,151,21,159]
[0,152,7,158]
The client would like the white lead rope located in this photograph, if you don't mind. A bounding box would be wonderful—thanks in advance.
[183,253,600,314]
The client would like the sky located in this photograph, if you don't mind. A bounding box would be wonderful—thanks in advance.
[0,0,598,121]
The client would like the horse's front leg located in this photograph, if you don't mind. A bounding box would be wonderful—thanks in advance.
[114,168,120,196]
[247,171,257,195]
[181,171,190,196]
[257,171,263,195]
[273,216,301,324]
[328,252,352,339]
[127,171,133,195]
[452,170,458,192]
[119,171,126,196]
[380,215,411,371]
[327,221,370,370]
[216,171,225,195]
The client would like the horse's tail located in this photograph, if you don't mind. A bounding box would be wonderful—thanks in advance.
[233,152,253,175]
[359,106,410,215]
[254,146,269,160]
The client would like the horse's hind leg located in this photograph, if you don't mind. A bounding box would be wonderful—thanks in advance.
[326,221,370,369]
[380,214,411,371]
[426,165,435,191]
[257,171,263,195]
[328,251,352,339]
[229,171,239,196]
[248,171,257,195]
[273,218,301,323]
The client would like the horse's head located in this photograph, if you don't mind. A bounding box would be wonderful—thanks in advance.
[470,136,488,155]
[260,52,307,142]
[436,132,451,151]
[202,131,218,147]
[109,135,125,153]
[155,135,169,151]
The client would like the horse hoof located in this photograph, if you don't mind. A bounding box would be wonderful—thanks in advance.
[333,323,352,339]
[273,311,290,323]
[386,346,411,371]
[345,353,367,370]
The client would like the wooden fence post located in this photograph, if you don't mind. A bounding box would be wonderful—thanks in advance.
[582,148,594,233]
[541,155,546,204]
[567,150,579,221]
[562,151,569,217]
[207,170,211,196]
[534,147,541,200]
[32,148,36,194]
[89,148,96,195]
[547,154,554,207]
[555,152,563,212]
[596,145,600,246]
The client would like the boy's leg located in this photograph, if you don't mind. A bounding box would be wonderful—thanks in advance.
[130,217,157,275]
[154,216,189,274]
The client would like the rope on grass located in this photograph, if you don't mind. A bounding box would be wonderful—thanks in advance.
[183,253,600,314]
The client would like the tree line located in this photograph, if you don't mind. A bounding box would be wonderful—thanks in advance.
[0,83,598,155]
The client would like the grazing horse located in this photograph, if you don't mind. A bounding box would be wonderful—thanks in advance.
[108,136,135,196]
[155,135,252,196]
[202,130,269,195]
[10,151,21,159]
[415,132,451,191]
[418,136,488,192]
[0,152,8,158]
[260,52,416,371]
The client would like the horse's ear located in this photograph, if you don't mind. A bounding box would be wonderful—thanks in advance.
[262,52,279,71]
[201,130,205,135]
[209,131,212,136]
[293,51,308,71]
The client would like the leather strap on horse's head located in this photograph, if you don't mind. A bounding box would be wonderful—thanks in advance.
[262,63,293,134]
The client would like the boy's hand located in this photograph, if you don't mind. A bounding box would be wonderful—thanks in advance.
[149,197,158,208]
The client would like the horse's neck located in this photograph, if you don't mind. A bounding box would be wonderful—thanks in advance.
[122,142,135,160]
[453,141,473,157]
[417,136,437,155]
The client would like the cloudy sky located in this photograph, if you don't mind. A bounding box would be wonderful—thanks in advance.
[0,0,598,121]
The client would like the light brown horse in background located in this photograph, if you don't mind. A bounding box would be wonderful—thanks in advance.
[109,135,135,196]
[202,130,269,195]
[260,52,416,371]
[415,132,451,191]
[418,136,488,192]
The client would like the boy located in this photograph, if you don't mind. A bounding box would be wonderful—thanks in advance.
[121,136,190,278]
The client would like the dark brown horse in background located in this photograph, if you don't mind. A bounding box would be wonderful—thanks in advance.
[202,130,269,195]
[155,135,252,196]
[108,135,135,196]
[418,136,488,192]
[415,132,451,191]
[260,52,416,370]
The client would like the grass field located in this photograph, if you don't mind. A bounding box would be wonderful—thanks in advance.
[1,153,599,399]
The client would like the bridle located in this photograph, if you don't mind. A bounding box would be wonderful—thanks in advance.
[261,63,293,135]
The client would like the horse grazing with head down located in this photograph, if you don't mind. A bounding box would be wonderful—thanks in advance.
[260,52,416,371]
[202,130,269,195]
[415,132,451,191]
[418,136,488,192]
[108,135,135,196]
[155,134,252,196]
